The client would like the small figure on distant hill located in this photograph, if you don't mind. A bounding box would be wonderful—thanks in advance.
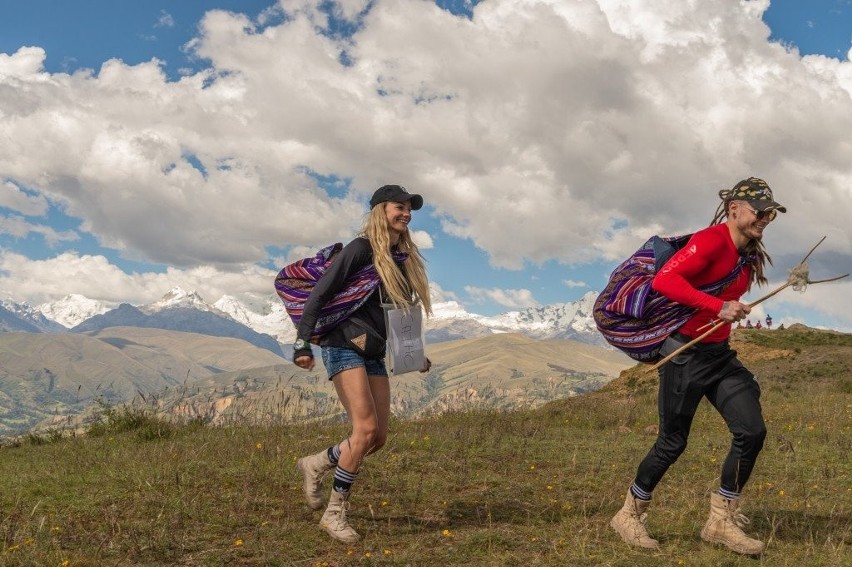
[745,319,753,328]
[292,185,433,543]
[755,321,762,329]
[610,177,785,556]
[765,315,772,329]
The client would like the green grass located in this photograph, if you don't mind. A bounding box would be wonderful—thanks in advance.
[1,330,850,566]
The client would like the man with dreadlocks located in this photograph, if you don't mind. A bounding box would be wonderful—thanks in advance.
[610,177,785,555]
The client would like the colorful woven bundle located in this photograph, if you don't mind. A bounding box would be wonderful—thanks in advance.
[593,234,746,363]
[274,243,407,341]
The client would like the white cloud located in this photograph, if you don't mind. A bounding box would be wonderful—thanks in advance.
[0,250,275,306]
[563,279,588,288]
[429,281,460,304]
[747,275,852,332]
[1,0,851,328]
[156,10,175,28]
[411,230,433,250]
[0,215,78,246]
[464,286,539,310]
[0,180,48,216]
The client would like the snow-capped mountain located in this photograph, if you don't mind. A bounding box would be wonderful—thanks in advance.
[213,293,295,343]
[481,291,601,342]
[1,299,67,333]
[425,291,604,347]
[18,288,606,349]
[142,287,215,313]
[36,294,113,328]
[70,288,285,357]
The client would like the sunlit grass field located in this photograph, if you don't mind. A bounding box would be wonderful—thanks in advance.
[1,328,850,566]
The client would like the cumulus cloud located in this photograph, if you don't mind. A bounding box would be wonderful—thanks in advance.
[563,279,588,289]
[748,275,852,331]
[429,281,460,304]
[1,0,851,328]
[0,215,79,246]
[0,250,275,305]
[156,10,176,28]
[0,180,49,215]
[411,230,433,250]
[465,285,539,310]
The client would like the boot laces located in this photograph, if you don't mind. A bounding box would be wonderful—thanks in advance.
[727,501,750,529]
[335,499,352,528]
[730,510,750,529]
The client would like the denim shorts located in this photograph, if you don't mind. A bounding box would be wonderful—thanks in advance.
[321,346,388,380]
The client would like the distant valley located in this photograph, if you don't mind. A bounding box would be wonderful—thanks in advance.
[0,287,627,437]
[0,327,631,437]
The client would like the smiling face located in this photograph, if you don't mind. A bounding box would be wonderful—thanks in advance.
[728,200,776,246]
[384,200,412,243]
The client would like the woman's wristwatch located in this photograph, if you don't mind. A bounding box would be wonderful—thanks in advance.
[293,339,311,354]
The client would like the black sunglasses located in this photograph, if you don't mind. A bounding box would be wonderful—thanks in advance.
[741,203,777,222]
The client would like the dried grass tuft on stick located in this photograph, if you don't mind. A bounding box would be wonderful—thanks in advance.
[648,236,848,372]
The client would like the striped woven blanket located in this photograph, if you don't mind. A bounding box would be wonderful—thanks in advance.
[274,243,408,341]
[593,234,746,363]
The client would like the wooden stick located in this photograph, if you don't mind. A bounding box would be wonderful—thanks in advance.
[693,236,828,334]
[806,274,849,285]
[647,272,849,372]
[647,283,791,372]
[648,319,728,371]
[691,281,794,335]
[799,235,827,265]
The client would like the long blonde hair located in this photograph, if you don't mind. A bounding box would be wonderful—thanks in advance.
[360,204,433,316]
[710,198,772,290]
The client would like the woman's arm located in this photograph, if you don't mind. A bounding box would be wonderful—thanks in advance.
[294,238,373,359]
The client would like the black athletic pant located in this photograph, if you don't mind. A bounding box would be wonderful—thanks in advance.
[634,334,767,496]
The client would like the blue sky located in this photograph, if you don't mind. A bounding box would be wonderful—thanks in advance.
[1,0,851,331]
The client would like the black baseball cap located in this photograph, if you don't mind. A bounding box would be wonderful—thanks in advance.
[369,185,423,210]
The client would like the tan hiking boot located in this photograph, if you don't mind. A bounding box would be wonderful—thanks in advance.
[700,492,765,555]
[610,491,659,549]
[320,490,360,543]
[296,449,334,510]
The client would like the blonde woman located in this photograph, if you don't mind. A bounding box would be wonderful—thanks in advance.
[293,185,432,543]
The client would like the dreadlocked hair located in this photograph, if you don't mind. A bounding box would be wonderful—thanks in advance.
[711,192,773,290]
[360,205,433,316]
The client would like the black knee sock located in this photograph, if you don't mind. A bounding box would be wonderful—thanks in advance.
[332,465,357,494]
[327,444,341,465]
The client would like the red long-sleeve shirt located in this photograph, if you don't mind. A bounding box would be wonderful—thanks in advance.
[652,223,750,342]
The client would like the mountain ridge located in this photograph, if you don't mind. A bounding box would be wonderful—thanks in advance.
[1,329,632,437]
[1,288,608,350]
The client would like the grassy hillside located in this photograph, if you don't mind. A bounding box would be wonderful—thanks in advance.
[0,328,288,437]
[1,327,849,566]
[27,333,631,434]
